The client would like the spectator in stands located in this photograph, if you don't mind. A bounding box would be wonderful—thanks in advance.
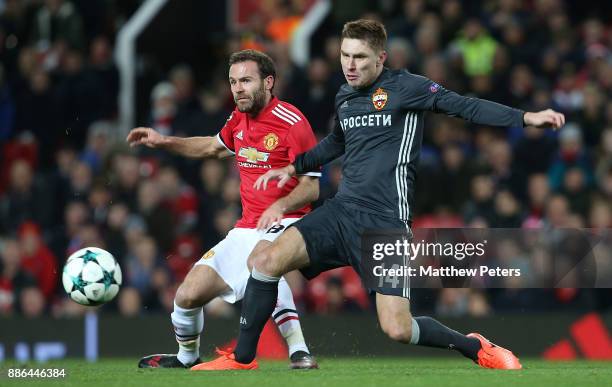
[463,174,496,224]
[386,37,413,71]
[182,88,231,138]
[430,143,473,213]
[197,159,228,248]
[493,189,524,227]
[452,18,498,77]
[0,238,35,315]
[1,159,53,232]
[549,124,594,190]
[18,221,58,302]
[30,0,84,51]
[56,49,110,148]
[263,0,305,44]
[126,236,169,312]
[286,57,336,136]
[589,200,611,230]
[88,181,112,225]
[110,153,140,210]
[544,194,572,228]
[137,179,174,254]
[513,125,557,178]
[156,165,198,234]
[561,167,591,217]
[87,36,118,118]
[149,81,177,137]
[118,287,142,317]
[62,200,90,256]
[168,64,200,134]
[167,235,200,283]
[508,64,535,109]
[14,67,60,165]
[81,121,113,173]
[576,84,606,148]
[436,288,470,317]
[67,160,92,201]
[104,202,130,263]
[323,276,363,314]
[20,286,46,318]
[523,173,551,228]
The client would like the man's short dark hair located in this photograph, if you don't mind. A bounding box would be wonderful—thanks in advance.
[341,19,387,52]
[228,49,276,82]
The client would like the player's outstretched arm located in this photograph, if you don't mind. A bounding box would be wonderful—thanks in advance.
[126,127,232,159]
[403,73,565,130]
[256,175,319,230]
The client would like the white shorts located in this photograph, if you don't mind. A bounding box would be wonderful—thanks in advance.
[195,218,299,303]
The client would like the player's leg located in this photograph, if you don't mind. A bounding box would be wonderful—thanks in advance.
[375,293,521,369]
[192,202,345,370]
[376,293,480,357]
[251,236,315,367]
[252,220,316,367]
[233,227,309,363]
[139,264,230,368]
[141,228,258,369]
[172,265,230,365]
[192,228,310,370]
[275,277,318,368]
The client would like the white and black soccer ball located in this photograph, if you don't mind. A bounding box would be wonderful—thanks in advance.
[62,247,122,306]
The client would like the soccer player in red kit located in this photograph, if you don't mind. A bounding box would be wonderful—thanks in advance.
[127,50,320,370]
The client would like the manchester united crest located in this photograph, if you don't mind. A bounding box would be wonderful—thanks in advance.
[372,88,388,110]
[263,133,279,150]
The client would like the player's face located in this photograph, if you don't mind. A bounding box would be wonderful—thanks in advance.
[229,61,272,115]
[340,38,387,89]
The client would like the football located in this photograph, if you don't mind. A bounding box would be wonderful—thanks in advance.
[62,247,122,306]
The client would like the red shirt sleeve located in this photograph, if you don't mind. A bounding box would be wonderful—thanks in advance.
[217,110,241,153]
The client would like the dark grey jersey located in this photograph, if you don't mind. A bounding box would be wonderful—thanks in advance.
[294,68,525,222]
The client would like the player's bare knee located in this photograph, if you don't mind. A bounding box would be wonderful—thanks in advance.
[174,282,200,309]
[246,253,256,272]
[382,320,412,343]
[253,248,283,277]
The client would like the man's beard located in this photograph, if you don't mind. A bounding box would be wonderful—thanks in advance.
[236,85,266,115]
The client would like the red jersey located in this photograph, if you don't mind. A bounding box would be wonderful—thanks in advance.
[217,97,320,228]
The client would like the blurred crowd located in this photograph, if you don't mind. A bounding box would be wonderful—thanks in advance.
[0,0,610,319]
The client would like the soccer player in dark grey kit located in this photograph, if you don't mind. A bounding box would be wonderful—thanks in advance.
[193,19,565,371]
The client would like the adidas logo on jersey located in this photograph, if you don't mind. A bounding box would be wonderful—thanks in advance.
[236,130,243,140]
[340,101,349,109]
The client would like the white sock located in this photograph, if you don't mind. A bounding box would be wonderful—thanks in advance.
[171,301,204,366]
[274,278,309,356]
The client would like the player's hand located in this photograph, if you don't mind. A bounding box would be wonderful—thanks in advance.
[523,109,565,130]
[254,164,296,190]
[257,203,285,230]
[126,127,165,148]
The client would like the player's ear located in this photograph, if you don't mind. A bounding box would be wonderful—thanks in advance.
[264,75,274,92]
[377,50,387,67]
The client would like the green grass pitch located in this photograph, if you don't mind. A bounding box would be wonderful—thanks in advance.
[1,358,611,387]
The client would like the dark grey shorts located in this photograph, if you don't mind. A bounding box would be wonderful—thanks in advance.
[292,197,411,298]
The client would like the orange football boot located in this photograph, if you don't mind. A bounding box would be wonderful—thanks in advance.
[190,348,258,371]
[467,333,522,370]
